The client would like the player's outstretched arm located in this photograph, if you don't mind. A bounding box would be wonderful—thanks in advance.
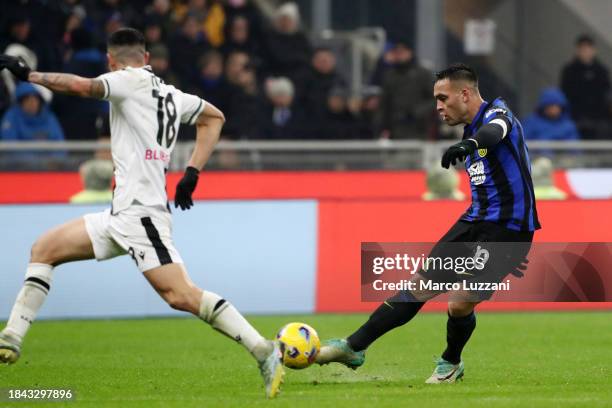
[0,54,105,99]
[28,72,106,99]
[174,102,225,210]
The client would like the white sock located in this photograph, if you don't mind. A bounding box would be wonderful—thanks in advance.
[199,290,270,361]
[2,263,54,344]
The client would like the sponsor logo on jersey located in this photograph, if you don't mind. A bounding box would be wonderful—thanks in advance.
[468,160,486,185]
[144,148,170,163]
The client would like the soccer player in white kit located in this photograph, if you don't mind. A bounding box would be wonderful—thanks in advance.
[0,28,284,398]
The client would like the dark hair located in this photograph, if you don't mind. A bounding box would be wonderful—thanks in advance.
[576,34,595,46]
[435,63,478,87]
[107,28,145,49]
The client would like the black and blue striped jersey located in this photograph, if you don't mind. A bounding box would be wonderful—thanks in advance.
[462,98,541,232]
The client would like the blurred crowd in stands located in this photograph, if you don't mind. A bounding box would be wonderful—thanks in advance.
[0,0,611,147]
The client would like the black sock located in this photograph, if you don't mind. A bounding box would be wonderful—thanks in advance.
[347,291,425,352]
[441,312,476,364]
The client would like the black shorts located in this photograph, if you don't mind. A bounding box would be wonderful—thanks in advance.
[419,220,534,300]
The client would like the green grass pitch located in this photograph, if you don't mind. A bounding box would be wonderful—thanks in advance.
[1,312,610,407]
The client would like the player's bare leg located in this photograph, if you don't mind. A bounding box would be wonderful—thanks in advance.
[1,218,95,364]
[144,264,284,398]
[426,299,479,384]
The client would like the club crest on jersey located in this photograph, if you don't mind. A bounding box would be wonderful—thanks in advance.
[478,148,487,157]
[468,160,486,185]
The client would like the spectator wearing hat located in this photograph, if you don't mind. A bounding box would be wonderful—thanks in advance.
[378,42,434,139]
[262,2,312,81]
[560,34,611,139]
[1,82,65,168]
[523,88,579,142]
[369,42,398,87]
[1,83,64,143]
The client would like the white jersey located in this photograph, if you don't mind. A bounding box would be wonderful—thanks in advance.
[97,66,205,214]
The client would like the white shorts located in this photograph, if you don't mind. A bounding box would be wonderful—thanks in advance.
[84,206,183,273]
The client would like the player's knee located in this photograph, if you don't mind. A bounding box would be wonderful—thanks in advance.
[448,301,476,317]
[30,236,57,264]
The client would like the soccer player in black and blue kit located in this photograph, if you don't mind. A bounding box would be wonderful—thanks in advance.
[316,64,541,383]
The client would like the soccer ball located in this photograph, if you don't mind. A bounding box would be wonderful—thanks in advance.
[276,322,320,369]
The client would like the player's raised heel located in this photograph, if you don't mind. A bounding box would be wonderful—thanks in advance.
[0,333,21,365]
[315,338,365,370]
[258,340,285,398]
[425,358,464,384]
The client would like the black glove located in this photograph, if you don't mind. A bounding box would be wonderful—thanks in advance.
[0,54,31,82]
[174,166,199,210]
[441,139,477,169]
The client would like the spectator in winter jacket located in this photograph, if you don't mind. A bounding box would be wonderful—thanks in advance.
[224,66,260,139]
[296,47,347,119]
[560,35,611,139]
[262,2,312,81]
[1,82,64,142]
[378,42,434,139]
[523,88,580,141]
[1,82,65,168]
